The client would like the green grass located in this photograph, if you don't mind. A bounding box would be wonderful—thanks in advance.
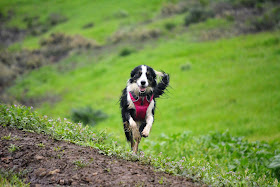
[8,31,280,142]
[0,0,168,48]
[0,168,29,187]
[1,104,279,186]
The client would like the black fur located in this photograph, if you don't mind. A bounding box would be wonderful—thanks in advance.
[120,65,169,142]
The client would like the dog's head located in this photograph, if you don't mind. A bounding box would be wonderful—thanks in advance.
[129,65,157,94]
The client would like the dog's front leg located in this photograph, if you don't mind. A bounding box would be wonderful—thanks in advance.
[142,115,153,137]
[129,117,141,154]
[142,100,155,137]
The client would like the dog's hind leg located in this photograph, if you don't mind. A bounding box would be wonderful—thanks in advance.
[129,117,141,154]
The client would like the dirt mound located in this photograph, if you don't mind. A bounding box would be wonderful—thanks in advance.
[0,11,25,48]
[0,126,196,186]
[0,33,99,102]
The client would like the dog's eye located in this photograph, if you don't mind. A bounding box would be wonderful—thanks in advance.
[138,72,142,76]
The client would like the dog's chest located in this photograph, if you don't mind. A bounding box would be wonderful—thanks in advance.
[127,92,153,120]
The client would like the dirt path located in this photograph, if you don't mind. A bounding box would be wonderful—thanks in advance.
[0,126,196,186]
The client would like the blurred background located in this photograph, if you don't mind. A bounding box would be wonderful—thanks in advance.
[0,0,279,142]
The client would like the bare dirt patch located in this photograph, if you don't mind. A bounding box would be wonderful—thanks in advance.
[0,126,196,186]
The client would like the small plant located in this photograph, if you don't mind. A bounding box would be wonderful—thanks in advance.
[53,146,61,151]
[180,63,192,71]
[37,143,45,148]
[73,160,88,168]
[119,48,135,57]
[164,22,176,31]
[70,106,108,127]
[8,144,20,153]
[158,176,165,184]
[1,133,12,140]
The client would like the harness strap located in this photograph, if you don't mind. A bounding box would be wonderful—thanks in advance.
[128,92,154,120]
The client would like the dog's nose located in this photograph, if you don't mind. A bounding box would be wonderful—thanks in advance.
[141,81,146,86]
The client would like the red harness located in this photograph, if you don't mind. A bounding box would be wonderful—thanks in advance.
[129,92,154,121]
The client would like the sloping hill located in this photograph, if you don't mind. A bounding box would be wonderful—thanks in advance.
[0,125,195,186]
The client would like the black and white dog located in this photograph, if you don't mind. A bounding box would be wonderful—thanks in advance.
[120,65,169,153]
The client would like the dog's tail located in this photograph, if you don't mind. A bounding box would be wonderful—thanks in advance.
[154,70,169,98]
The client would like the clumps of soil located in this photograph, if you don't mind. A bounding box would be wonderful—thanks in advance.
[0,33,99,93]
[39,33,99,61]
[0,126,196,186]
[160,2,189,16]
[0,10,69,48]
[159,0,280,40]
[109,28,161,44]
[0,11,25,48]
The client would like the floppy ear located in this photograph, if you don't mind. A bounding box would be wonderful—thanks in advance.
[130,66,140,78]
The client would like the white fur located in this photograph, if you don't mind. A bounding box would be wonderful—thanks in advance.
[137,65,148,88]
[129,117,141,141]
[141,99,155,137]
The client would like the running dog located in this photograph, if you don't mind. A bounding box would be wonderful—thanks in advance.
[120,65,169,153]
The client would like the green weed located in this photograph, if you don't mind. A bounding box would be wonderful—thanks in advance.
[8,144,20,153]
[1,133,21,141]
[73,160,88,169]
[1,133,12,140]
[36,143,45,148]
[70,106,108,127]
[0,168,29,187]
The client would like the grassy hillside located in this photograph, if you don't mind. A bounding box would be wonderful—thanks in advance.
[1,0,280,185]
[7,31,280,142]
[1,104,280,186]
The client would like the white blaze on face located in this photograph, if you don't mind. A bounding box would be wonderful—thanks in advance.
[137,65,148,92]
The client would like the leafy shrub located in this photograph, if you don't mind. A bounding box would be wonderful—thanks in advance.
[70,106,108,127]
[164,22,176,31]
[231,0,278,8]
[184,7,214,26]
[268,155,280,179]
[119,47,135,57]
[250,7,280,31]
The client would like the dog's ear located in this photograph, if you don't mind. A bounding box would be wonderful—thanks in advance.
[129,66,141,83]
[130,65,142,78]
[130,67,138,78]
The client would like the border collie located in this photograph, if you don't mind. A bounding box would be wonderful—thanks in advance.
[120,65,169,153]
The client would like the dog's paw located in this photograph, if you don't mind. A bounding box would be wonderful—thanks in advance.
[141,129,150,138]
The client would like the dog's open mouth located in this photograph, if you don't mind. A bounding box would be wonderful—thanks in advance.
[139,86,146,93]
